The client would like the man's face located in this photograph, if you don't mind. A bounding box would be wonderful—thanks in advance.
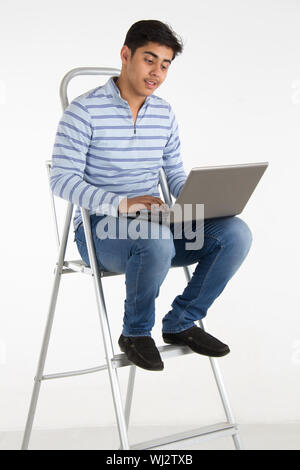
[121,41,173,99]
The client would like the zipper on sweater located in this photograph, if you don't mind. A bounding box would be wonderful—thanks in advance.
[127,103,137,136]
[132,113,137,135]
[128,99,148,136]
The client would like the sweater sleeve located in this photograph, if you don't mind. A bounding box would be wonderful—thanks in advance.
[162,104,187,199]
[50,99,126,216]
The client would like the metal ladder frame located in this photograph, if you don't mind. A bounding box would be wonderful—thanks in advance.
[21,67,242,450]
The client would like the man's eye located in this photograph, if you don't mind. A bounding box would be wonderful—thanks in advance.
[145,58,168,70]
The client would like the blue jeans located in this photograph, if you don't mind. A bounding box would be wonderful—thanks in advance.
[74,214,252,337]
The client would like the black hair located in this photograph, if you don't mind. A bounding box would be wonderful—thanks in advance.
[123,20,184,61]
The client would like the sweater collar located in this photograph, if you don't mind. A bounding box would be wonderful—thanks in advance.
[106,76,151,107]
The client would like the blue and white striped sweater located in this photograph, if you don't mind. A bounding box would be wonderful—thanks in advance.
[50,76,187,232]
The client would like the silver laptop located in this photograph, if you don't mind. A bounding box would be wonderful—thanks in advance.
[123,162,268,224]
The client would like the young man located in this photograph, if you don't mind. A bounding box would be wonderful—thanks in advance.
[50,20,253,371]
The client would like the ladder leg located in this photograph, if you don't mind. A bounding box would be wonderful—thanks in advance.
[124,366,137,429]
[82,209,130,450]
[21,203,73,450]
[183,265,243,450]
[201,334,243,450]
[232,430,243,450]
[21,266,63,449]
[118,365,136,449]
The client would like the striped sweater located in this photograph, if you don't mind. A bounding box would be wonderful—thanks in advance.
[50,76,187,232]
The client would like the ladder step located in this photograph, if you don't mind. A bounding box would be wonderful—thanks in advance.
[113,344,192,368]
[129,422,238,450]
[41,345,193,381]
[62,260,179,277]
[62,260,120,276]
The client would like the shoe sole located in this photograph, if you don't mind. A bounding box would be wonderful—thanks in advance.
[163,337,230,358]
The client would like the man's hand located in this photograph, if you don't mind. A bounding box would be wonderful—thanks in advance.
[118,195,169,214]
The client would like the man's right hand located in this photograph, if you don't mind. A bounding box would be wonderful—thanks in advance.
[118,195,169,214]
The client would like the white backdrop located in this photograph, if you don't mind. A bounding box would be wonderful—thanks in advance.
[1,0,300,433]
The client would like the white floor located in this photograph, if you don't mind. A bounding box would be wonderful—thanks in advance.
[1,424,300,450]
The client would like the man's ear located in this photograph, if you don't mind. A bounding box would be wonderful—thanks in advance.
[120,45,131,65]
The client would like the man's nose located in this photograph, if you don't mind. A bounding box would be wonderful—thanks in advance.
[150,63,162,78]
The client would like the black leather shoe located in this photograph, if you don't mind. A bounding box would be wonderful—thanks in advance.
[162,326,230,357]
[118,335,164,371]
